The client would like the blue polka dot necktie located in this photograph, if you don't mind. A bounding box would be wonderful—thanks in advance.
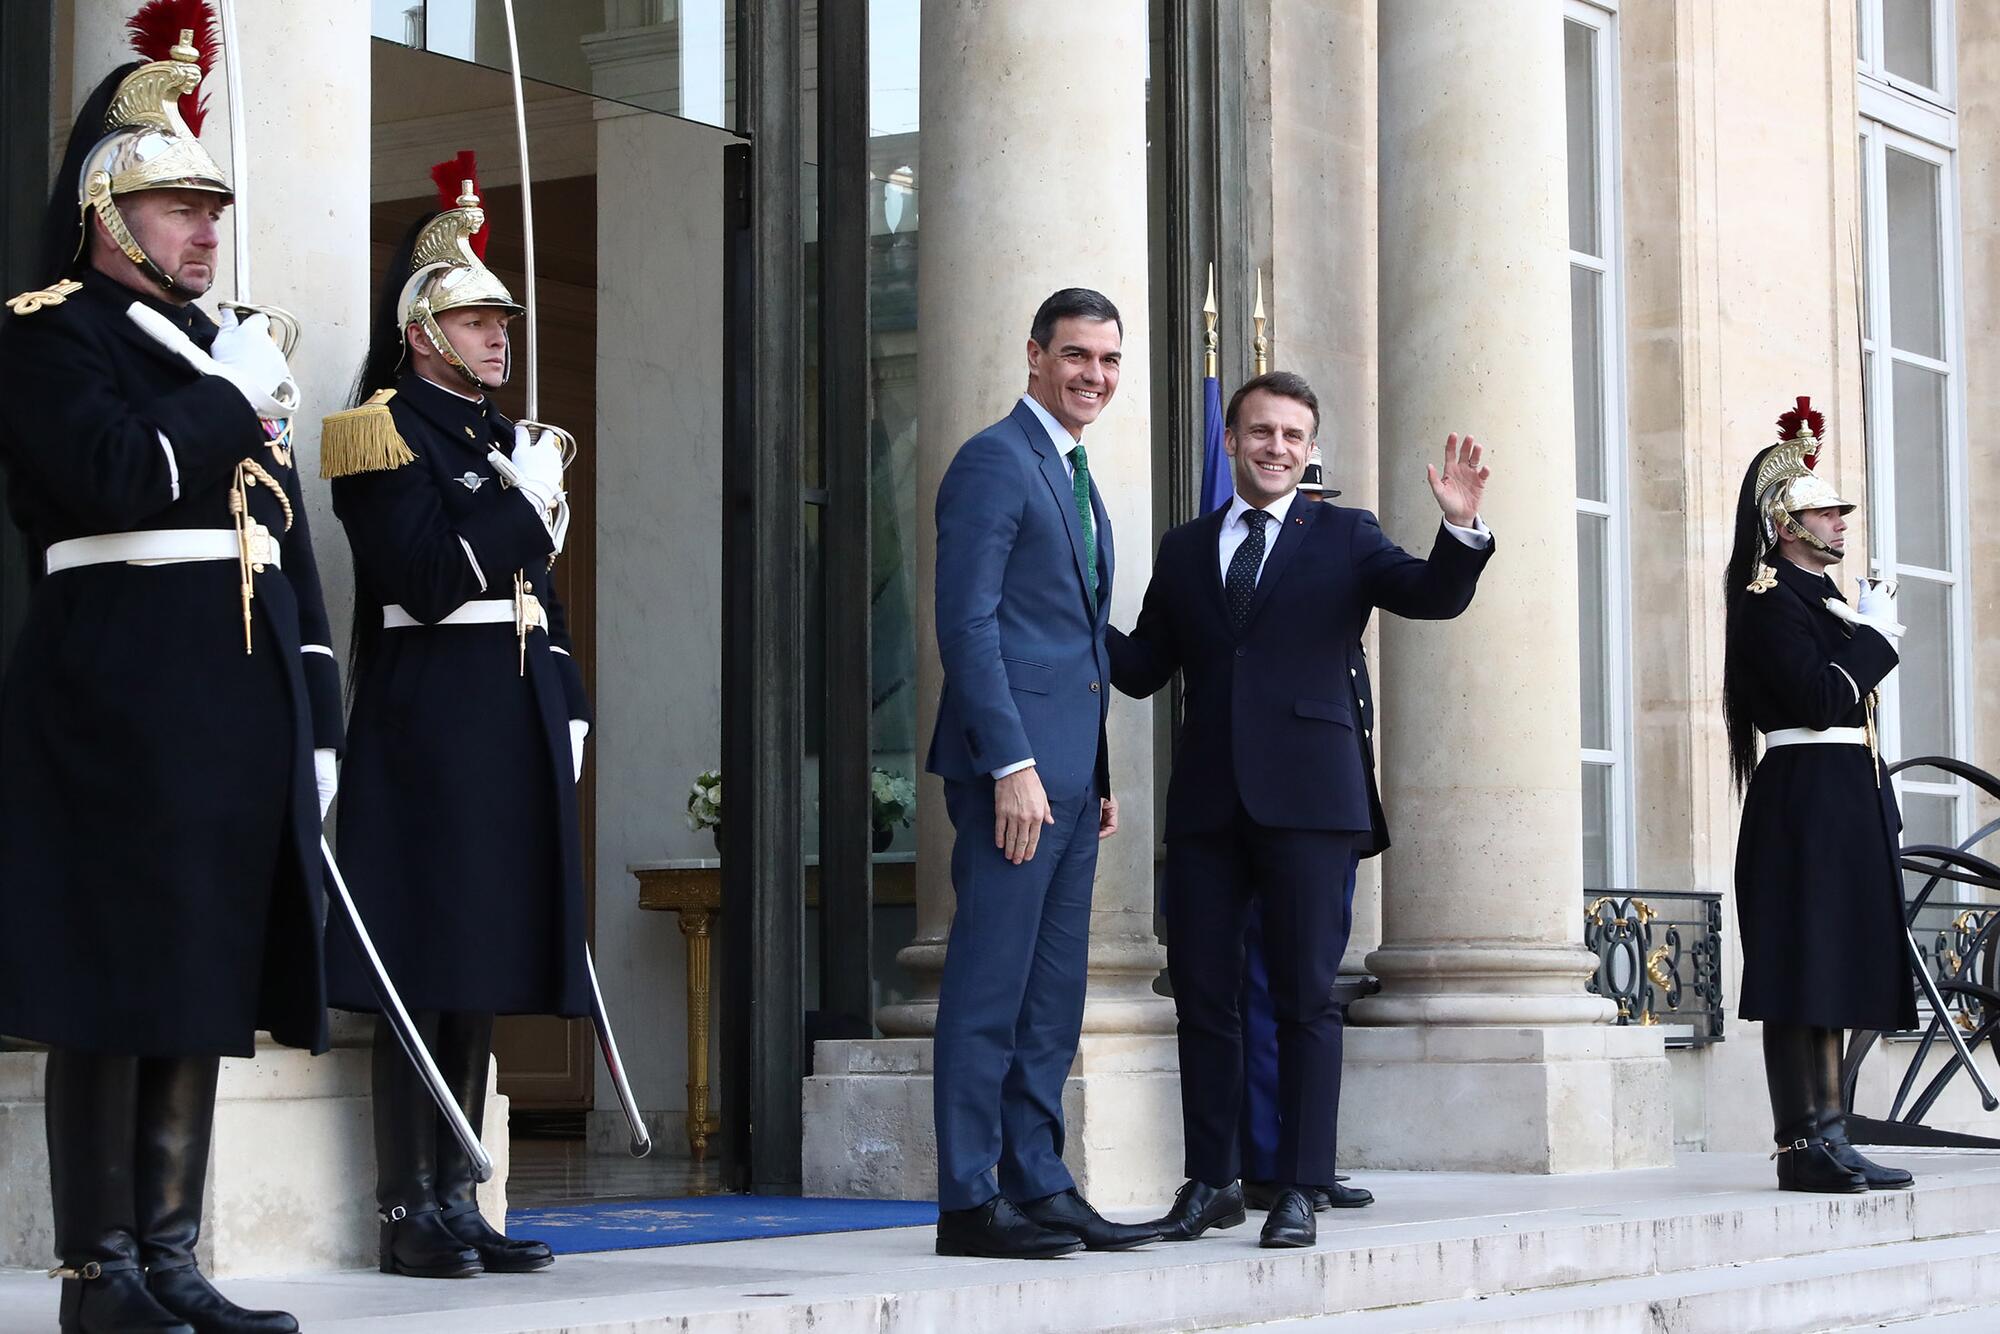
[1226,509,1269,632]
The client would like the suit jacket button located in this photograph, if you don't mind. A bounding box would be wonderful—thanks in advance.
[1090,681,1100,692]
[1235,647,1246,658]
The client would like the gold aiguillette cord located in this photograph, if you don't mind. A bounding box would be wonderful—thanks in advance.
[229,459,294,654]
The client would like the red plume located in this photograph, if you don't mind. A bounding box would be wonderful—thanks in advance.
[1775,395,1826,464]
[429,151,490,259]
[126,0,218,136]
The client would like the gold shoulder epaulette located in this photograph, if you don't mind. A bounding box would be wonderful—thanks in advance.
[5,279,82,316]
[319,389,416,478]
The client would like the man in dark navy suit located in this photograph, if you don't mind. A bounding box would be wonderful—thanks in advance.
[926,289,1159,1259]
[1112,371,1494,1248]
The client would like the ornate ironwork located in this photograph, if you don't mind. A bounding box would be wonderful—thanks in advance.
[1583,890,1724,1047]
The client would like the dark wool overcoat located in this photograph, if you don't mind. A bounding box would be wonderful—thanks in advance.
[324,370,592,1017]
[1731,557,1919,1031]
[0,270,341,1056]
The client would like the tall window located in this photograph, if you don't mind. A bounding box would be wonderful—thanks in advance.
[1858,0,1969,851]
[1565,1,1630,889]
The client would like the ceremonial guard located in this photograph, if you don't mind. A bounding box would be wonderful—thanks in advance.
[1723,396,1918,1194]
[0,14,335,1334]
[320,154,589,1279]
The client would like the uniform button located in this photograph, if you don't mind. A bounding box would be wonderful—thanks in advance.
[1364,729,1372,740]
[464,426,476,438]
[1350,667,1358,678]
[1090,681,1100,692]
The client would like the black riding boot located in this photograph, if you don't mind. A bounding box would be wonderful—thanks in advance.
[134,1057,299,1333]
[373,1014,481,1279]
[1812,1027,1915,1190]
[434,1012,553,1273]
[1763,1022,1865,1193]
[45,1049,192,1334]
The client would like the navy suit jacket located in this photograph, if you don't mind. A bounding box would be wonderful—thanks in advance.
[926,399,1114,801]
[1109,498,1491,837]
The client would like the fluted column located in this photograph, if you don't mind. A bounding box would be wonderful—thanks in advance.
[1353,0,1611,1028]
[877,0,1169,1039]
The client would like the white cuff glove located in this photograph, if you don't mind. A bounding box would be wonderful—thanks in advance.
[313,748,338,820]
[210,308,302,419]
[490,423,569,550]
[1824,593,1905,643]
[569,720,590,783]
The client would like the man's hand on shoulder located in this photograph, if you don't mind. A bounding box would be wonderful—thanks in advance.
[1426,432,1490,528]
[994,765,1055,865]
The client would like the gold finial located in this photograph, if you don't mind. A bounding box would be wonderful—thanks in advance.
[170,28,198,65]
[458,179,480,209]
[1202,262,1218,380]
[1252,269,1269,376]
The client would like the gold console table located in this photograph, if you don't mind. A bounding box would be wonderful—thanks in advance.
[632,859,723,1161]
[631,853,916,1162]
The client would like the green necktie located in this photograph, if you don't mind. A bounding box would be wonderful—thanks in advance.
[1070,445,1098,613]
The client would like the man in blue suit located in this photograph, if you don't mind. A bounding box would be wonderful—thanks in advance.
[1112,371,1494,1248]
[927,288,1159,1259]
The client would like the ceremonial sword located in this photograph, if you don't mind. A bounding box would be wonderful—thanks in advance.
[211,0,492,1180]
[500,0,652,1160]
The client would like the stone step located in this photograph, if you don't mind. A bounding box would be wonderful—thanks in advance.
[1,1153,1995,1333]
[1232,1231,2000,1332]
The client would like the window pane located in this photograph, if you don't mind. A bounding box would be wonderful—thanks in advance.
[1900,789,1959,895]
[1859,134,1874,336]
[1896,575,1954,760]
[1563,20,1599,256]
[1891,360,1950,570]
[1571,267,1606,503]
[1577,512,1610,751]
[1582,762,1613,890]
[1883,0,1937,89]
[1886,148,1944,359]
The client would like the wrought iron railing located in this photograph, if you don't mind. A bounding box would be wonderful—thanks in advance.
[1583,890,1725,1047]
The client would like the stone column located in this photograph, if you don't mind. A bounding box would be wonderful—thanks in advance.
[1341,0,1671,1172]
[805,0,1181,1206]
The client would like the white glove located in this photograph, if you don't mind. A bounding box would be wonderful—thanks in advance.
[569,720,590,783]
[491,423,570,550]
[210,308,301,419]
[1857,576,1898,625]
[313,748,338,820]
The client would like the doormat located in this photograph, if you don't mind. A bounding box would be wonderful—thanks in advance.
[506,1196,940,1253]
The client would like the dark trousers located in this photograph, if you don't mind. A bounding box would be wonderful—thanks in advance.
[1239,851,1361,1183]
[1164,807,1357,1190]
[932,777,1099,1211]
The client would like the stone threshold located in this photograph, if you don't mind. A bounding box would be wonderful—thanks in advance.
[2,1152,1997,1333]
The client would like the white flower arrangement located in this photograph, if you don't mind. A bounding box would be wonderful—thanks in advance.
[686,768,723,833]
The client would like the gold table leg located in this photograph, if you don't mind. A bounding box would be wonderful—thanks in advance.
[678,906,720,1161]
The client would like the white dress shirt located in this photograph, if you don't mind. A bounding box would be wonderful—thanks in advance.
[994,395,1085,781]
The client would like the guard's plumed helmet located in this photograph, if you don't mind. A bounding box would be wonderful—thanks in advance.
[74,1,232,294]
[1750,396,1854,562]
[395,152,524,390]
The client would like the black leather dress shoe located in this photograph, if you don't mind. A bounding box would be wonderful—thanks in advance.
[1018,1188,1159,1250]
[148,1263,298,1333]
[1258,1188,1316,1249]
[1826,1140,1914,1190]
[936,1196,1082,1259]
[1149,1180,1247,1241]
[1773,1138,1867,1194]
[1322,1181,1374,1208]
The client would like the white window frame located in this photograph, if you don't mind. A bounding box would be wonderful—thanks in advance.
[1856,0,1957,111]
[1857,12,1973,852]
[1566,0,1634,890]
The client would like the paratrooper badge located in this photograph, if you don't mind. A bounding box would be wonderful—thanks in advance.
[5,279,83,316]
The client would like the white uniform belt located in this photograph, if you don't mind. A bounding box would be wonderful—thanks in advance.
[1763,726,1867,748]
[44,529,277,573]
[383,599,521,629]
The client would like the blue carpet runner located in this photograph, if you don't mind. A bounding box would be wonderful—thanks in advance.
[508,1196,940,1253]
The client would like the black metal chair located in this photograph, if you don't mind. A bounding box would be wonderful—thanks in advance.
[1840,756,2000,1148]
